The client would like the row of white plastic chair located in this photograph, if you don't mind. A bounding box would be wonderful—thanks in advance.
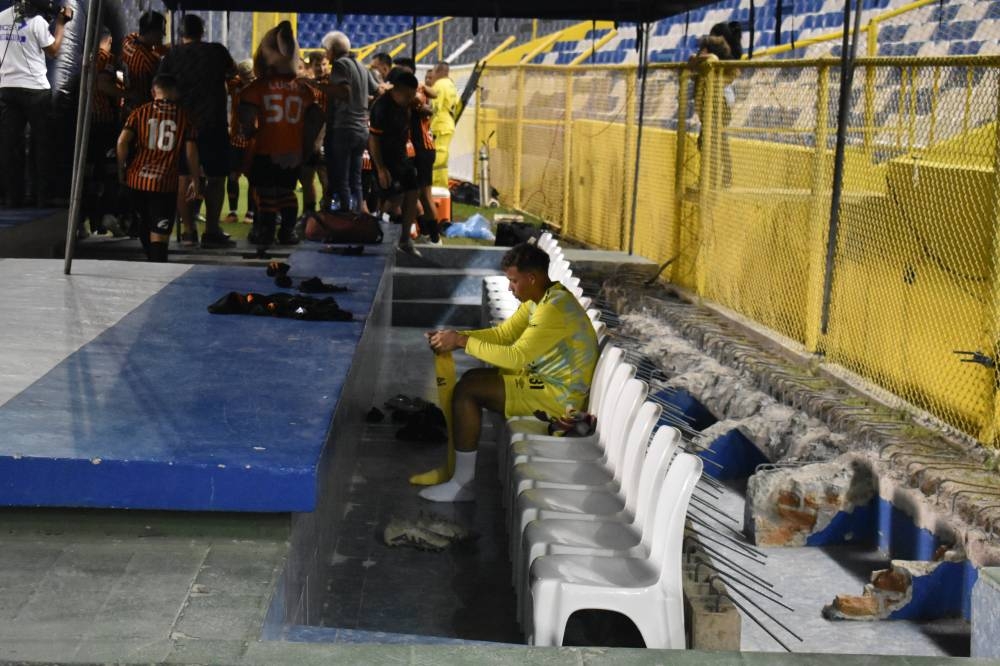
[495,343,704,648]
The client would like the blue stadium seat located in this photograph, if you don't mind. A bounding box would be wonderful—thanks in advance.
[879,25,907,43]
[988,1,1000,20]
[938,21,978,42]
[930,4,960,22]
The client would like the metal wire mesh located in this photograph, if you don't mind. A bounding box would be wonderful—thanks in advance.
[824,60,1000,442]
[476,55,1000,445]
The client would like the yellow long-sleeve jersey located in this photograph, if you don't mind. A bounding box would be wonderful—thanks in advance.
[464,282,598,418]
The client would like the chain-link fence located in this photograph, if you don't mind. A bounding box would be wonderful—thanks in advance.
[477,54,1000,446]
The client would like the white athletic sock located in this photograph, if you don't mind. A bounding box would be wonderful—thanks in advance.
[418,450,477,503]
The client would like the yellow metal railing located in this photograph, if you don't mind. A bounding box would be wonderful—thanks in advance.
[353,16,454,62]
[477,55,1000,446]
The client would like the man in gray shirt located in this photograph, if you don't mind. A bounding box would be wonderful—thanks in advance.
[322,30,377,213]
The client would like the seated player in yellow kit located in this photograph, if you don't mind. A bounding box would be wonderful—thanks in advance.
[424,242,599,502]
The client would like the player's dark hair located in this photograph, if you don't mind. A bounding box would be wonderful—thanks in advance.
[387,68,418,90]
[392,56,416,71]
[372,52,392,67]
[152,73,179,92]
[307,51,326,65]
[138,11,166,36]
[181,14,204,39]
[501,242,550,275]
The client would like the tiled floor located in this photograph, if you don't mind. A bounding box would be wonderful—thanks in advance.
[319,327,523,644]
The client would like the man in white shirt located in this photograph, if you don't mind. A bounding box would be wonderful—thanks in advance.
[0,0,72,207]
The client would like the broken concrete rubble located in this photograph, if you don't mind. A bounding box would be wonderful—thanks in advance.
[745,455,877,547]
[823,548,968,621]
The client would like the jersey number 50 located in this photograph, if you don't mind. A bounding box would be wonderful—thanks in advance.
[146,118,178,152]
[262,94,303,124]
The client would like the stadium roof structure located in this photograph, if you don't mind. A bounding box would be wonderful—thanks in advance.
[160,0,719,23]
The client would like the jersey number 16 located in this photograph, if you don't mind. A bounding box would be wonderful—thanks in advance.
[146,118,178,152]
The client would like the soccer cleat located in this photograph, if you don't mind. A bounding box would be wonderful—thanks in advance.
[242,212,255,224]
[416,512,477,542]
[102,214,128,237]
[397,238,421,257]
[180,230,199,247]
[224,211,239,224]
[201,231,236,249]
[382,517,450,552]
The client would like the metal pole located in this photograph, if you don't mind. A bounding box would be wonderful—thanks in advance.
[819,0,865,333]
[64,0,104,275]
[412,15,417,58]
[626,22,651,256]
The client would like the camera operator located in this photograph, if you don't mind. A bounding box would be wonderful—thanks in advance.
[0,0,72,208]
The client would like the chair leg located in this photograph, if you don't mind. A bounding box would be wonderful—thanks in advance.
[529,581,567,647]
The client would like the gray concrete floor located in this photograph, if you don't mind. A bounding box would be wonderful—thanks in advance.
[0,508,290,662]
[320,326,522,643]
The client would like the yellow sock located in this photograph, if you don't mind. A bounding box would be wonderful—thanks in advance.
[410,351,457,486]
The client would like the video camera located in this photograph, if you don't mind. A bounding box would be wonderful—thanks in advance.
[14,0,65,22]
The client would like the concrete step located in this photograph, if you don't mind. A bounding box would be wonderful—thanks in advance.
[392,297,483,328]
[392,266,499,300]
[395,244,657,279]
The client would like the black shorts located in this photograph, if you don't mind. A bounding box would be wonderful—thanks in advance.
[179,126,230,178]
[414,150,435,188]
[128,188,177,237]
[248,155,300,191]
[229,145,247,174]
[379,159,418,196]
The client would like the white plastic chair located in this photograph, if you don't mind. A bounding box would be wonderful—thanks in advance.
[518,426,682,618]
[507,376,649,507]
[507,347,624,467]
[501,363,635,513]
[510,401,662,592]
[528,452,703,647]
[506,349,625,438]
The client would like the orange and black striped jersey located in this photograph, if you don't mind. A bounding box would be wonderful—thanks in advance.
[411,85,435,152]
[122,100,196,193]
[120,33,163,112]
[92,48,120,125]
[229,87,251,149]
[240,74,317,157]
[298,76,327,116]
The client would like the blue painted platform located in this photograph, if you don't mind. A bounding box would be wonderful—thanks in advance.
[0,245,390,512]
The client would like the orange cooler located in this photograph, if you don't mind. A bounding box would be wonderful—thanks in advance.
[432,186,451,223]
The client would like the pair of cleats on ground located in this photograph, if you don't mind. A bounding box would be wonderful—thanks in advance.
[382,395,448,443]
[266,262,348,293]
[382,512,478,552]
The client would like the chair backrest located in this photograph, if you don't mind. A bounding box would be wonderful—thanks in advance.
[618,402,663,511]
[596,362,635,446]
[650,452,703,597]
[635,426,681,545]
[593,321,607,346]
[586,308,601,323]
[537,231,553,249]
[587,346,623,414]
[601,377,648,476]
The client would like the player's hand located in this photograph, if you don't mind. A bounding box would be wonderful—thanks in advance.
[428,330,466,354]
[58,6,73,22]
[186,181,200,202]
[376,167,391,190]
